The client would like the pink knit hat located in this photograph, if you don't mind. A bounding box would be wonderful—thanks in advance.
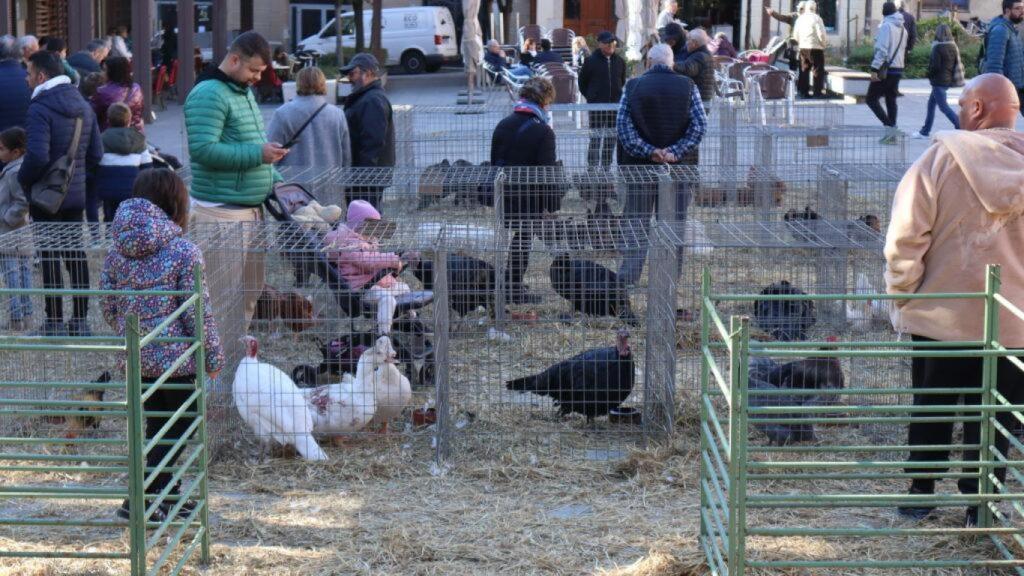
[345,200,381,229]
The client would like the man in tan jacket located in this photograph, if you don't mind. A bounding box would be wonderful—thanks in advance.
[885,73,1024,526]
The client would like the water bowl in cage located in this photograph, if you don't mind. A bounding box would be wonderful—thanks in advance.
[608,407,642,425]
[413,408,438,427]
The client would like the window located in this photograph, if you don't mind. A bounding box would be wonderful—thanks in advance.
[565,0,581,19]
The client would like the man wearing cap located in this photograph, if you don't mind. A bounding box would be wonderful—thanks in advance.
[342,53,395,208]
[578,31,626,173]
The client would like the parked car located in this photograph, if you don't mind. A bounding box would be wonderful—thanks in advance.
[297,6,459,73]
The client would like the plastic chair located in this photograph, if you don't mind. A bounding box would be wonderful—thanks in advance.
[546,27,576,48]
[750,70,796,125]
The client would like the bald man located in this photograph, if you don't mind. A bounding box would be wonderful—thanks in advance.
[885,74,1024,528]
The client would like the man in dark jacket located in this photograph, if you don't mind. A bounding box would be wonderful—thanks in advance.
[660,22,687,60]
[578,31,626,171]
[533,39,563,65]
[18,50,102,336]
[0,36,30,134]
[491,77,559,303]
[675,29,716,107]
[67,39,109,79]
[896,0,917,52]
[616,44,706,285]
[342,53,394,208]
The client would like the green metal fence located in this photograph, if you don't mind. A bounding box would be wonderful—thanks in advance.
[0,267,209,575]
[700,264,1024,574]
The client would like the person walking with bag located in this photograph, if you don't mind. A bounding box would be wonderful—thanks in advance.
[267,67,351,169]
[18,50,102,337]
[913,24,963,139]
[866,2,907,143]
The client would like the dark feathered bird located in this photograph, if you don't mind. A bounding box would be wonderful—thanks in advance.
[411,254,496,318]
[754,280,815,342]
[506,330,635,422]
[65,371,111,438]
[783,206,820,244]
[549,254,637,325]
[747,342,844,445]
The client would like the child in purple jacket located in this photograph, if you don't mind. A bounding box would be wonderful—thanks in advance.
[99,168,223,521]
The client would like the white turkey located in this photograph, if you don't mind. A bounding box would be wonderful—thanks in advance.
[233,336,328,461]
[364,336,413,433]
[301,340,386,437]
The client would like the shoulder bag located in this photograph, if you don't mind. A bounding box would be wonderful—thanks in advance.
[877,27,906,81]
[30,117,83,215]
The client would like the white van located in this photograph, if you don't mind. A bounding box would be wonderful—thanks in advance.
[297,6,458,74]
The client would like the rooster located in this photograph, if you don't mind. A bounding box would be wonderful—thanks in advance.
[506,330,635,423]
[254,285,315,337]
[233,336,328,461]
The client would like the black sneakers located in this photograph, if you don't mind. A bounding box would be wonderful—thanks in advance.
[896,485,936,520]
[115,499,168,523]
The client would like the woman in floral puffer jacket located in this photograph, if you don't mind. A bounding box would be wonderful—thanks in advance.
[99,168,223,521]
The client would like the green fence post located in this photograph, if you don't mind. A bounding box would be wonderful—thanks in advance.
[192,264,211,564]
[727,316,750,576]
[699,268,711,553]
[979,264,1001,528]
[126,314,146,575]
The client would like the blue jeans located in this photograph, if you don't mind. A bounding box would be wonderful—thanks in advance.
[920,85,960,136]
[618,178,693,285]
[0,254,32,321]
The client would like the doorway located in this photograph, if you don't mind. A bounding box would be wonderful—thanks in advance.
[291,3,334,51]
[563,0,615,37]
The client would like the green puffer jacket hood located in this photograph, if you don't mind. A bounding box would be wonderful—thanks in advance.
[184,72,279,206]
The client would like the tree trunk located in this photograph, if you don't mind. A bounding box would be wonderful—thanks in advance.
[370,0,383,61]
[354,0,365,52]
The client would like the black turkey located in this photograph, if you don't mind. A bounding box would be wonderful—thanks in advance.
[506,330,634,422]
[754,280,815,341]
[411,254,496,318]
[549,254,637,325]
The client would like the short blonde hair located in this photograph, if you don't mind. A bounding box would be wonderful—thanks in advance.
[296,67,327,96]
[519,77,556,107]
[107,102,132,128]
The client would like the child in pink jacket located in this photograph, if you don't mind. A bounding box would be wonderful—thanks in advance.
[324,200,409,334]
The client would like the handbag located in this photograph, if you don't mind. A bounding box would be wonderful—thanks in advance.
[29,117,83,215]
[876,28,906,82]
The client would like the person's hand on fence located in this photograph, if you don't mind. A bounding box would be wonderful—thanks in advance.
[262,143,289,164]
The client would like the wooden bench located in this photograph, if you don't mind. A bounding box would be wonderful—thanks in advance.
[826,66,872,103]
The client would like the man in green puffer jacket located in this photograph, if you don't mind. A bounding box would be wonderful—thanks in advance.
[184,31,288,339]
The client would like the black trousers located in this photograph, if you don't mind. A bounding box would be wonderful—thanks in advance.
[102,199,124,223]
[907,335,1024,495]
[866,74,901,127]
[346,186,384,210]
[797,49,826,97]
[587,110,617,167]
[30,206,90,323]
[506,222,539,288]
[144,375,198,496]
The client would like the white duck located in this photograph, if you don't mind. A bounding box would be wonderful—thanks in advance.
[233,336,328,461]
[301,340,385,437]
[847,273,891,330]
[365,336,413,433]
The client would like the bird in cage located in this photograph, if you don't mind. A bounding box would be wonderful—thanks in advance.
[357,336,412,434]
[737,166,786,207]
[747,338,844,445]
[64,371,111,439]
[754,280,816,342]
[232,336,328,461]
[848,214,883,243]
[254,284,316,338]
[302,340,383,441]
[549,254,638,325]
[783,205,821,244]
[292,333,376,388]
[847,273,890,330]
[505,329,635,423]
[410,253,498,321]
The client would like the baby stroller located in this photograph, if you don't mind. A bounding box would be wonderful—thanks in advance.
[264,183,436,387]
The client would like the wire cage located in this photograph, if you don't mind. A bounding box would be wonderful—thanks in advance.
[699,268,1024,573]
[186,219,445,460]
[431,213,680,462]
[818,163,908,234]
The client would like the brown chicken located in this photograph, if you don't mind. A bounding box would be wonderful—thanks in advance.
[65,371,111,439]
[737,167,786,207]
[255,285,316,334]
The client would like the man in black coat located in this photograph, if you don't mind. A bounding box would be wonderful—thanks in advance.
[19,50,102,336]
[674,29,716,107]
[616,44,706,285]
[578,31,626,171]
[342,53,395,209]
[0,36,30,135]
[533,39,563,65]
[67,39,109,79]
[491,77,560,303]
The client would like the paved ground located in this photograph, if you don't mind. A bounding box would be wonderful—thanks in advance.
[145,73,1024,165]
